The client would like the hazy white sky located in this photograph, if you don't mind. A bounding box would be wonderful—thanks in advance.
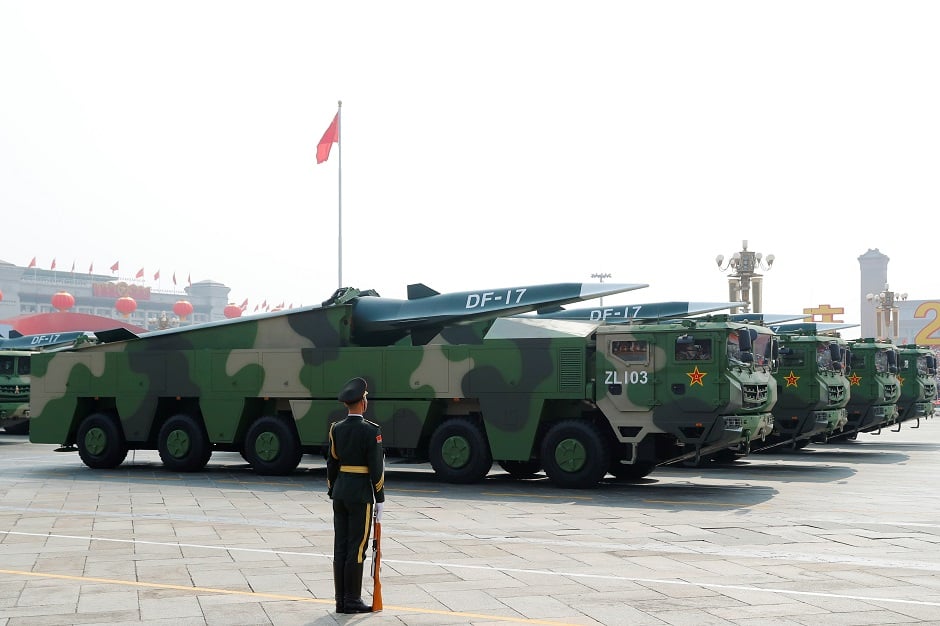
[1,2,937,325]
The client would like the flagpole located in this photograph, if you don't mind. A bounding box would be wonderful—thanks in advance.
[337,99,343,289]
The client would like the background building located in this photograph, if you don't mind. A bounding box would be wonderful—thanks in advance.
[0,260,232,332]
[858,249,939,345]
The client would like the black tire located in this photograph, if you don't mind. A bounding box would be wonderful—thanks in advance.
[609,461,656,481]
[76,413,128,469]
[498,459,542,479]
[3,421,29,436]
[244,416,302,475]
[428,418,493,484]
[540,420,610,489]
[158,413,212,472]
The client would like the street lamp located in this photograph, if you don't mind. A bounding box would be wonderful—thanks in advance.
[715,240,774,314]
[591,272,611,306]
[866,283,907,341]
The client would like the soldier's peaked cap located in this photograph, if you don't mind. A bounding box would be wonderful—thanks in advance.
[338,377,368,403]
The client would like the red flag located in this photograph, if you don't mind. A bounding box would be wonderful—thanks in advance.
[27,257,36,268]
[111,261,119,272]
[88,262,94,274]
[317,112,339,164]
[240,298,248,309]
[172,272,177,285]
[136,267,144,279]
[50,258,57,270]
[253,304,259,312]
[154,269,161,281]
[71,260,76,273]
[187,273,191,286]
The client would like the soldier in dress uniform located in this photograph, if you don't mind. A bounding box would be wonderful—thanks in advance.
[327,377,385,614]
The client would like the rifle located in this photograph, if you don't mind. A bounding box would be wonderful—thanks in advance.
[371,513,383,611]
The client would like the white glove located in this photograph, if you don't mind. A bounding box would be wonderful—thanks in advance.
[374,502,384,523]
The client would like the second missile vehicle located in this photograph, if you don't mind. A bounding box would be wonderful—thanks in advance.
[29,280,776,488]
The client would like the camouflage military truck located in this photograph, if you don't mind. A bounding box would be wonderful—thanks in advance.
[895,344,937,427]
[757,323,851,450]
[29,282,776,489]
[837,337,901,440]
[0,350,31,435]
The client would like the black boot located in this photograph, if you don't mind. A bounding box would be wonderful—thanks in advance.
[334,563,346,613]
[343,562,372,613]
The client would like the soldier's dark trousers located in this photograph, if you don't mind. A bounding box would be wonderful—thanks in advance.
[333,499,373,613]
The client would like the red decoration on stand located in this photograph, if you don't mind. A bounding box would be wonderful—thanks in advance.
[51,291,76,312]
[173,300,194,320]
[115,296,137,318]
[223,304,243,319]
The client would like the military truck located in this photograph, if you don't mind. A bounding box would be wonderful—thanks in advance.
[29,282,776,489]
[895,344,937,427]
[0,331,99,435]
[758,323,851,450]
[837,337,901,439]
[0,350,32,434]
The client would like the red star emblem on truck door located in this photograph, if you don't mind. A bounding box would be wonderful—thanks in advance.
[687,366,707,386]
[784,371,800,387]
[849,373,862,386]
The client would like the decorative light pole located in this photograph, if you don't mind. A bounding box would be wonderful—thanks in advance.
[715,240,774,314]
[591,272,611,306]
[866,283,907,341]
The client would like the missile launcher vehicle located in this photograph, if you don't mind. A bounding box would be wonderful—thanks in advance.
[837,337,901,439]
[895,344,937,428]
[759,322,852,450]
[29,281,776,488]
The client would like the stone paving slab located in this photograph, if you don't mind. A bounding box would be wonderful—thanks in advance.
[2,422,940,624]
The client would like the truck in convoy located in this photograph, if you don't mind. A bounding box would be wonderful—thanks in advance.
[0,350,32,434]
[28,282,776,488]
[0,331,99,435]
[758,322,852,450]
[895,344,937,428]
[838,337,901,439]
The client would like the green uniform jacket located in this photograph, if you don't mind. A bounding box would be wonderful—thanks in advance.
[327,414,386,503]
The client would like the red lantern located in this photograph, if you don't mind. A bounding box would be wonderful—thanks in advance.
[115,296,137,318]
[51,291,75,312]
[173,300,194,320]
[0,289,4,302]
[223,303,243,319]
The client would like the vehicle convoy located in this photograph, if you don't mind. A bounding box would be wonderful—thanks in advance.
[838,337,901,439]
[29,281,777,489]
[756,322,852,450]
[895,344,937,427]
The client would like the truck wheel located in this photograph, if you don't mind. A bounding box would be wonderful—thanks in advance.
[540,420,610,489]
[498,459,542,479]
[4,421,29,435]
[244,416,302,476]
[609,461,655,481]
[429,418,493,484]
[76,413,128,469]
[158,414,212,472]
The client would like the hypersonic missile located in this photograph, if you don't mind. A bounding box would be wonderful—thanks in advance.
[770,322,860,335]
[728,313,808,325]
[530,301,744,323]
[0,330,92,350]
[325,281,649,346]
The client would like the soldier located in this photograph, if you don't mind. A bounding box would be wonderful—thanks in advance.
[327,376,385,614]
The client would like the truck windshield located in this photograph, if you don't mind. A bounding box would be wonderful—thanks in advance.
[0,356,14,375]
[816,343,833,370]
[874,350,890,374]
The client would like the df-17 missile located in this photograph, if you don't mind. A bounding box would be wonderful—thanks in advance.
[325,281,649,346]
[0,330,93,350]
[728,313,808,325]
[531,301,744,323]
[770,322,860,335]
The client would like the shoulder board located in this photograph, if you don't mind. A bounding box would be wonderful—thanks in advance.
[365,419,381,429]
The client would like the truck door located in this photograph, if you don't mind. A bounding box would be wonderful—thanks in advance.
[600,335,656,413]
